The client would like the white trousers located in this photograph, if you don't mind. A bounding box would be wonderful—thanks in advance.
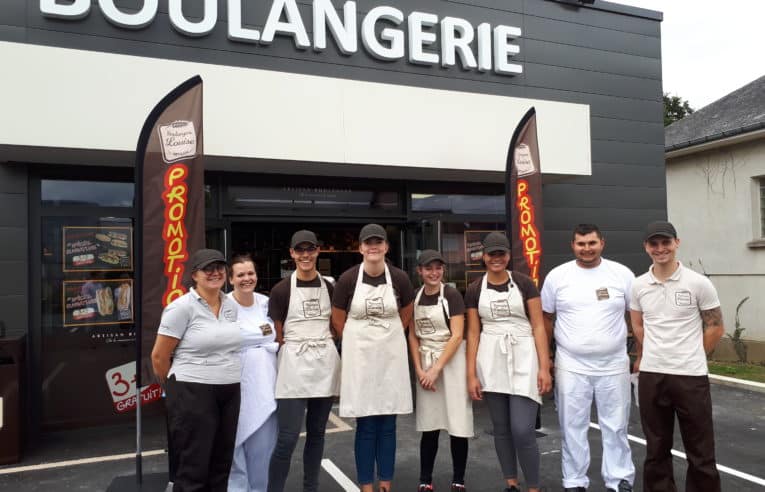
[228,412,278,492]
[555,368,635,490]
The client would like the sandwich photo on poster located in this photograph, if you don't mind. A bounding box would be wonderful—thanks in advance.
[63,278,133,327]
[63,226,133,272]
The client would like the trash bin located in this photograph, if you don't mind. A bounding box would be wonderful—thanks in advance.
[0,334,25,465]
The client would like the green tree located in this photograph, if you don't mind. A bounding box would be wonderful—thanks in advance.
[664,92,694,126]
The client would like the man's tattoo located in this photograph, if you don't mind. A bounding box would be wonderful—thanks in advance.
[701,307,723,330]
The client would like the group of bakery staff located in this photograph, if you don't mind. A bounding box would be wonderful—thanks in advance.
[150,223,552,492]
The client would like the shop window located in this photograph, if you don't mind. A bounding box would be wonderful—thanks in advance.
[42,180,134,207]
[226,185,401,215]
[411,193,504,215]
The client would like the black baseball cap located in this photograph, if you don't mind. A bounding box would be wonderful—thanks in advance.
[644,221,677,242]
[359,223,387,242]
[418,249,445,266]
[189,248,226,272]
[290,230,318,248]
[483,232,510,253]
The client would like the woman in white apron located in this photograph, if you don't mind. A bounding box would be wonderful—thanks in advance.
[465,232,552,492]
[330,224,415,492]
[408,250,473,492]
[266,230,341,492]
[227,254,279,492]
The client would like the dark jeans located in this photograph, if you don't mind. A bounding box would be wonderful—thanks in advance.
[267,396,335,492]
[638,372,721,492]
[419,430,468,485]
[484,392,541,488]
[355,415,397,485]
[165,376,240,492]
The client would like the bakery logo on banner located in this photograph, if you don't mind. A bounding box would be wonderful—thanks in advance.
[105,361,162,413]
[514,143,536,177]
[158,120,197,164]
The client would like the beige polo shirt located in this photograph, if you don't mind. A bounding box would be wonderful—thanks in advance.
[630,263,720,376]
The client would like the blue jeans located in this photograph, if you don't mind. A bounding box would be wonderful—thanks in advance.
[355,415,397,485]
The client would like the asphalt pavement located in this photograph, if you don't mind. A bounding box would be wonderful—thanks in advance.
[1,382,763,491]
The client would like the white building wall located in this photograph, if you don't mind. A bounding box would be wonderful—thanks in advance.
[667,138,765,343]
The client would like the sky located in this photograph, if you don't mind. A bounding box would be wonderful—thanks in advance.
[610,0,765,110]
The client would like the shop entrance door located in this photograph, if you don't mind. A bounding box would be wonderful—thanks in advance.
[229,221,404,294]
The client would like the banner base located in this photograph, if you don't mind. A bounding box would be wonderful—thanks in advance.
[106,473,170,492]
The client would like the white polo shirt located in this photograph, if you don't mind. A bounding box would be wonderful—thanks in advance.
[541,258,634,375]
[630,263,720,376]
[158,288,242,384]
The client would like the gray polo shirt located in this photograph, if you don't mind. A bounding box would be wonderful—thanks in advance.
[630,263,720,376]
[158,288,242,384]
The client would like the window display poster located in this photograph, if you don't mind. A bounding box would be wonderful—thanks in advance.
[63,226,132,271]
[63,278,133,327]
[464,230,503,265]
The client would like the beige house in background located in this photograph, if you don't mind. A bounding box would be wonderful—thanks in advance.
[665,75,765,362]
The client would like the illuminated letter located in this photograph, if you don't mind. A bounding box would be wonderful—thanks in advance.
[261,0,311,49]
[313,0,358,54]
[476,22,492,72]
[228,0,260,42]
[361,6,404,61]
[494,25,522,75]
[98,0,157,29]
[40,0,90,19]
[408,11,439,65]
[440,17,476,69]
[169,0,217,37]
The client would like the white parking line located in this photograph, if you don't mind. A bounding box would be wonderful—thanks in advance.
[589,423,765,486]
[321,458,359,491]
[0,450,166,475]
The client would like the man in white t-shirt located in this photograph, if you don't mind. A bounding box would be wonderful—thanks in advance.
[541,224,635,492]
[630,221,724,491]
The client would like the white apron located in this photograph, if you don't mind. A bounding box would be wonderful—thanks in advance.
[413,284,474,437]
[275,273,341,398]
[476,272,541,404]
[231,295,279,448]
[339,264,413,418]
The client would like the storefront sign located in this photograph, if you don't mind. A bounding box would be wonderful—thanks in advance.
[40,0,522,75]
[105,361,162,414]
[62,226,133,272]
[63,278,134,327]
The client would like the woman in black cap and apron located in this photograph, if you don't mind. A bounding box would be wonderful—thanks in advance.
[331,223,415,492]
[465,232,552,492]
[151,248,241,492]
[409,250,473,492]
[266,230,340,492]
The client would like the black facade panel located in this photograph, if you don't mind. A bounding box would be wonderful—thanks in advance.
[0,24,25,41]
[0,0,25,27]
[525,87,662,123]
[525,0,661,37]
[0,261,26,296]
[541,184,666,209]
[0,227,27,261]
[591,140,664,167]
[590,117,665,145]
[526,63,661,101]
[543,205,667,231]
[0,194,27,227]
[0,295,27,337]
[523,39,661,80]
[573,163,666,187]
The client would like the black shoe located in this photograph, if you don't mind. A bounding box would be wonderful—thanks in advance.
[618,480,632,492]
[504,487,520,492]
[450,484,466,492]
[418,485,434,492]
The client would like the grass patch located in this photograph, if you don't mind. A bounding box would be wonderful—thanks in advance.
[708,361,765,383]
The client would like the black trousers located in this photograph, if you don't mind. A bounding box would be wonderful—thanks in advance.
[638,371,721,492]
[165,376,241,492]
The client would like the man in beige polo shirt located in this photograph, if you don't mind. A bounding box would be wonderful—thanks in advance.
[629,221,725,491]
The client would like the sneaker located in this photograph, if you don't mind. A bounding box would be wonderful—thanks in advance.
[504,487,520,492]
[618,480,632,492]
[450,484,466,492]
[418,485,434,492]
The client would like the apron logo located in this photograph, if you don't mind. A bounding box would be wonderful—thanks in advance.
[490,299,511,319]
[260,323,273,336]
[365,297,385,317]
[596,287,610,301]
[416,318,437,335]
[674,290,692,307]
[302,299,322,318]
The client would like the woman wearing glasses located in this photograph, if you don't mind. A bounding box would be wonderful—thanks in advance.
[151,248,242,492]
[465,233,552,492]
[266,230,340,492]
[227,253,279,492]
[331,224,415,492]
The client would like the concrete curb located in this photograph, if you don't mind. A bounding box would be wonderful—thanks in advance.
[709,373,765,394]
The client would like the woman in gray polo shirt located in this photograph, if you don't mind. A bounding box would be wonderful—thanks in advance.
[151,248,242,492]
